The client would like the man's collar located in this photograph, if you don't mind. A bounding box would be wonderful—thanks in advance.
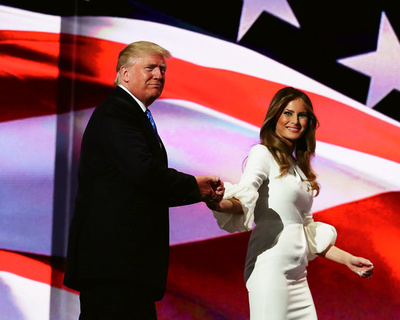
[118,84,146,112]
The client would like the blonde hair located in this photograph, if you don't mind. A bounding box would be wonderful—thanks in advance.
[114,41,171,86]
[260,87,320,196]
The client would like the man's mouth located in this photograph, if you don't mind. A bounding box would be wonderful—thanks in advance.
[150,83,162,90]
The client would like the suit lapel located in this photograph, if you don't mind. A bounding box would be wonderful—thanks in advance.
[113,87,168,164]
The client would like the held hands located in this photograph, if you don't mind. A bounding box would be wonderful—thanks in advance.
[195,176,225,209]
[347,256,374,279]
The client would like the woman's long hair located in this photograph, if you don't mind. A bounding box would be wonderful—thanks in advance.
[260,87,320,196]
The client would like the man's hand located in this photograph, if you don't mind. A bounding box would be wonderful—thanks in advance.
[195,176,225,208]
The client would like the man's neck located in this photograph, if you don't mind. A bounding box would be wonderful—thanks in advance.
[118,84,146,112]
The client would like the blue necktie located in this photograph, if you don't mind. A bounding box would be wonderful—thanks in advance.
[145,108,158,134]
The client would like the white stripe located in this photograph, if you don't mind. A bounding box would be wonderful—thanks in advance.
[0,5,60,33]
[0,271,51,320]
[162,98,260,133]
[0,271,80,320]
[316,141,400,189]
[162,99,400,191]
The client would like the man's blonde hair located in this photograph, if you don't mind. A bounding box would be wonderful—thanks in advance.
[114,41,171,86]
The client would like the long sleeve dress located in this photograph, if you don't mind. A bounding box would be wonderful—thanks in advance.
[213,144,337,320]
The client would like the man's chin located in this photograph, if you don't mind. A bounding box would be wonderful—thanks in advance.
[153,90,163,99]
[147,93,162,106]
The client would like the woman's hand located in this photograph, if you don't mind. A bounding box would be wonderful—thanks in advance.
[347,256,374,278]
[320,245,374,279]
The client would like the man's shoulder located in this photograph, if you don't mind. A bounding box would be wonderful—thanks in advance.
[97,87,141,114]
[107,86,134,104]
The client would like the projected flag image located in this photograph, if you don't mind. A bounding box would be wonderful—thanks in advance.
[0,1,399,319]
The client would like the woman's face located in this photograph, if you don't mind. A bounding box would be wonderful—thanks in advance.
[275,99,308,148]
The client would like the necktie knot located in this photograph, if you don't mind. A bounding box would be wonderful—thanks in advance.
[145,109,158,134]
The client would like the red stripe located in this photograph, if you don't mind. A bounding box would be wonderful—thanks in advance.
[164,59,400,163]
[165,192,400,319]
[0,250,51,284]
[0,250,76,293]
[1,30,399,163]
[0,192,398,318]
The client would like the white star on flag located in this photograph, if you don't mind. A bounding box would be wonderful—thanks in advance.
[237,0,300,41]
[337,11,400,108]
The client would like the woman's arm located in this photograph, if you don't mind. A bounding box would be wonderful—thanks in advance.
[318,245,374,278]
[209,198,244,214]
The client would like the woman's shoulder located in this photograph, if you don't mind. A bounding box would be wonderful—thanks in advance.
[247,144,276,169]
[241,144,278,176]
[249,144,273,158]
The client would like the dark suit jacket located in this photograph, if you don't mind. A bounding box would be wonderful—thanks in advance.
[63,86,201,300]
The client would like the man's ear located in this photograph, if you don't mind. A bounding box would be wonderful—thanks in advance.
[120,65,129,82]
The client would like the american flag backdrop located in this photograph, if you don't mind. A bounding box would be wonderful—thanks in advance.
[0,1,399,319]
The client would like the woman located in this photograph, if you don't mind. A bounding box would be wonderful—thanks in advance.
[212,87,374,319]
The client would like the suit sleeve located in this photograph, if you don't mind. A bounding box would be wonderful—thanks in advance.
[80,96,200,204]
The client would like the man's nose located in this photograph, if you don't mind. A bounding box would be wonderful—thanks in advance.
[153,67,163,78]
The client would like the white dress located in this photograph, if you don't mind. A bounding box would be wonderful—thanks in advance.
[213,145,337,320]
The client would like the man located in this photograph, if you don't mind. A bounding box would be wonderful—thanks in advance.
[63,41,223,319]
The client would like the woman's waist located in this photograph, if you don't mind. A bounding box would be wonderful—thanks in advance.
[254,214,307,226]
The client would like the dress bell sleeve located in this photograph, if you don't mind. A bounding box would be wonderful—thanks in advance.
[212,182,259,232]
[212,144,271,233]
[304,214,337,261]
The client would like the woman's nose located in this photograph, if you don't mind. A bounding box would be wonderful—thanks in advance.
[291,116,300,124]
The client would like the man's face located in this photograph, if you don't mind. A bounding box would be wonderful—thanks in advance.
[122,53,167,107]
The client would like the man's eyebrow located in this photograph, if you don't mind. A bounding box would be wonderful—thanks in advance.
[146,63,166,67]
